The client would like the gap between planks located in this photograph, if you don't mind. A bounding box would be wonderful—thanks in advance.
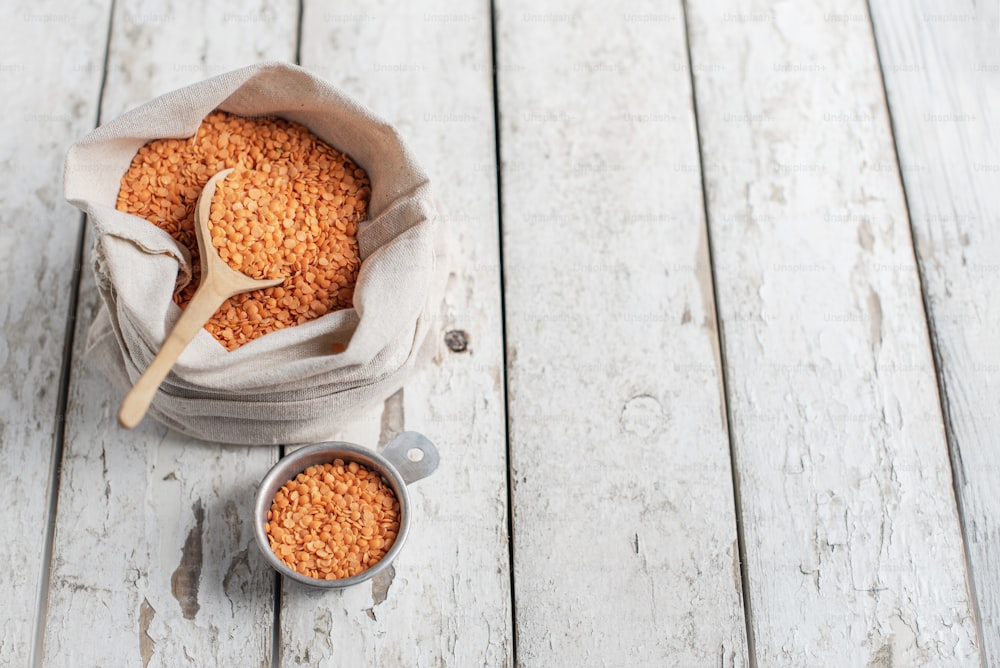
[679,1,757,664]
[30,2,118,664]
[864,0,986,660]
[488,0,520,666]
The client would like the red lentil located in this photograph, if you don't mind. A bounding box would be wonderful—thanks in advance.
[265,460,400,580]
[116,111,370,350]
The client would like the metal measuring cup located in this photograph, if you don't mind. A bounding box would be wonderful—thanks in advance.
[253,431,439,588]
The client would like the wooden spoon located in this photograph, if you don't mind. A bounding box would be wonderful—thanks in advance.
[118,168,285,429]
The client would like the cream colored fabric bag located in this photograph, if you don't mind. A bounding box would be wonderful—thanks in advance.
[64,62,446,445]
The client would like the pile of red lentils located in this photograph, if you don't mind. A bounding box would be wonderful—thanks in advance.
[265,460,400,580]
[116,111,370,350]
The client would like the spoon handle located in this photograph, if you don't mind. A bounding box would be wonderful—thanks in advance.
[117,283,228,429]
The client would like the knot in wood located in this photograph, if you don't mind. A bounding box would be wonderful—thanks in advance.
[444,329,468,353]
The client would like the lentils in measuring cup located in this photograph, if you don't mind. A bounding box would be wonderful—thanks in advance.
[265,460,400,580]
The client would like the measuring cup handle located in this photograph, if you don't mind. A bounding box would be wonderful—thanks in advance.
[382,432,440,485]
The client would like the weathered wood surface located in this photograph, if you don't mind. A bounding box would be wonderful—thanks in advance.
[496,1,748,664]
[0,1,111,665]
[41,1,297,666]
[280,1,514,665]
[869,0,1000,660]
[685,0,979,664]
[5,0,999,665]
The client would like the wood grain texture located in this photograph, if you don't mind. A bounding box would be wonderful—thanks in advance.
[496,1,748,664]
[868,0,1000,660]
[41,1,298,665]
[0,0,111,664]
[685,0,979,664]
[282,0,514,665]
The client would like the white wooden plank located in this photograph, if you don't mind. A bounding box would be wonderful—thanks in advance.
[685,0,980,664]
[281,1,514,665]
[496,1,747,664]
[0,1,111,664]
[42,1,298,665]
[869,0,1000,659]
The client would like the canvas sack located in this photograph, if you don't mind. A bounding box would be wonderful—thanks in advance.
[64,62,447,445]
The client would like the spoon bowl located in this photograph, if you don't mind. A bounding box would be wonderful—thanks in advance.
[118,168,285,429]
